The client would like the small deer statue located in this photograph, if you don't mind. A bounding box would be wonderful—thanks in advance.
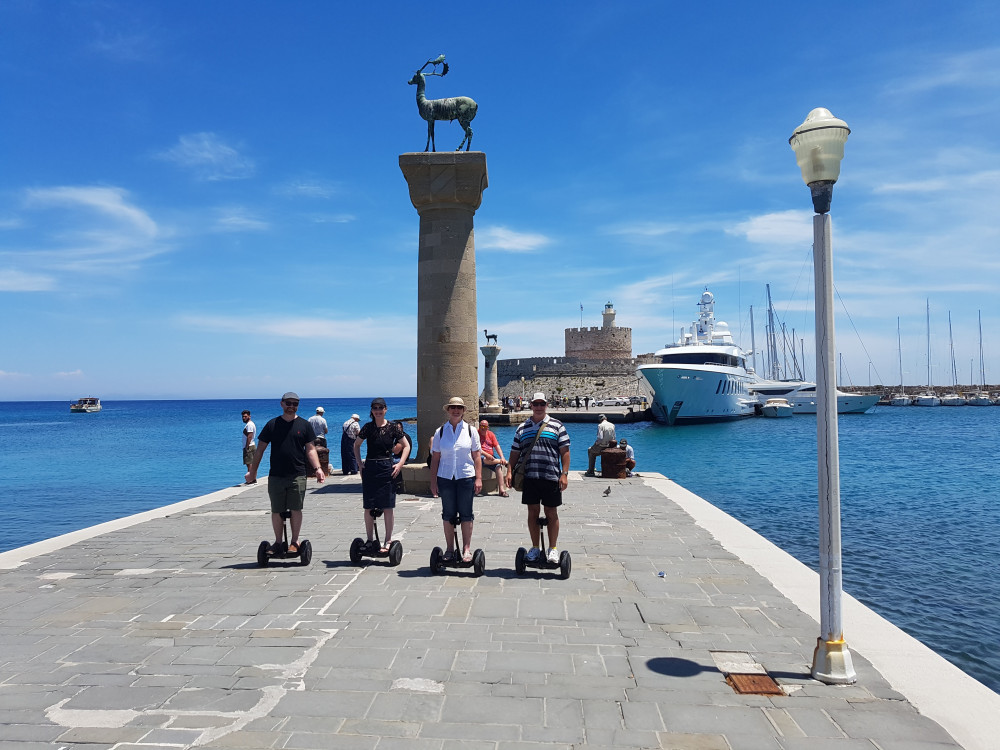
[484,329,498,345]
[408,55,478,152]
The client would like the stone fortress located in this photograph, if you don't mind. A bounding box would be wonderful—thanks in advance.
[495,302,655,402]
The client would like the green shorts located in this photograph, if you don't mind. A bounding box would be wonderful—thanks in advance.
[243,444,256,466]
[268,475,307,513]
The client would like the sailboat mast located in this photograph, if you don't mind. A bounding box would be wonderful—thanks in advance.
[926,299,932,390]
[897,317,903,391]
[979,310,987,387]
[948,311,958,388]
[750,305,757,374]
[766,284,779,379]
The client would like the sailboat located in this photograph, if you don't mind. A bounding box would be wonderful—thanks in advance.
[889,317,910,406]
[940,311,966,405]
[968,310,994,406]
[912,300,940,407]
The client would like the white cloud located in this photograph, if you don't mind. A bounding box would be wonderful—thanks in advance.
[0,370,29,379]
[274,178,340,199]
[54,369,84,378]
[727,210,812,245]
[476,226,551,253]
[156,133,255,181]
[0,269,56,292]
[214,207,269,232]
[11,186,167,275]
[886,47,1000,96]
[176,314,414,343]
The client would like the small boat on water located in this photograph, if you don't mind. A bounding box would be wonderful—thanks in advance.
[70,397,101,413]
[749,380,879,414]
[760,398,793,418]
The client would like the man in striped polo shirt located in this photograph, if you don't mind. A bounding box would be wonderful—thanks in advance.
[506,392,571,564]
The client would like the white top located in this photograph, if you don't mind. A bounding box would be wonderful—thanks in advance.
[624,444,634,460]
[343,418,360,439]
[242,420,256,448]
[308,415,328,437]
[596,420,616,444]
[431,420,482,480]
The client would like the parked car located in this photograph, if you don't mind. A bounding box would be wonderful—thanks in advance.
[597,396,629,407]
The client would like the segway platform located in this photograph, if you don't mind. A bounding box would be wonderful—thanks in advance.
[256,511,312,567]
[513,516,571,579]
[349,508,403,566]
[429,514,485,576]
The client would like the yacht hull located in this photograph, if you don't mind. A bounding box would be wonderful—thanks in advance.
[638,364,754,425]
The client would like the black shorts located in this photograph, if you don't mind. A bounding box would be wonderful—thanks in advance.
[521,476,562,507]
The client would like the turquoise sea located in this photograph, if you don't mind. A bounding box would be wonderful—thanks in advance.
[2,397,998,694]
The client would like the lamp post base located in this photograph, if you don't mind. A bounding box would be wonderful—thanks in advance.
[811,637,857,684]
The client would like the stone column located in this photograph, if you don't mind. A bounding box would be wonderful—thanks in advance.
[480,343,502,413]
[400,151,488,463]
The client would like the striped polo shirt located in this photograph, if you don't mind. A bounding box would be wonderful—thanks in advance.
[510,415,570,481]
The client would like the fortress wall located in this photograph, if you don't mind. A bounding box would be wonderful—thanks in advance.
[564,326,632,361]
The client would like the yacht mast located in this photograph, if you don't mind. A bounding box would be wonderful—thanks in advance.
[948,311,958,388]
[926,299,932,390]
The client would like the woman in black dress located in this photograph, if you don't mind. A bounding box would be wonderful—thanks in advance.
[353,397,410,552]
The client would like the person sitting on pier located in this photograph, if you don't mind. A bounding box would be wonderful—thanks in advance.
[620,438,636,477]
[478,418,509,497]
[585,414,616,477]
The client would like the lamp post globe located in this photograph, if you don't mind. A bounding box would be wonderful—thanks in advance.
[791,107,857,685]
[789,108,850,214]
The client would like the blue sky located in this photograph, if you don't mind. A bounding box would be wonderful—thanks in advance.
[2,1,999,400]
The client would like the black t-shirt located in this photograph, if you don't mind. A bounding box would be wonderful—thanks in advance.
[358,420,404,460]
[259,416,316,477]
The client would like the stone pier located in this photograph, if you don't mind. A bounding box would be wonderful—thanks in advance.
[399,151,488,466]
[480,343,501,413]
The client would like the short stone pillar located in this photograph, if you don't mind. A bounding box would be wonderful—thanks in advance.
[600,446,628,479]
[400,151,488,463]
[316,445,331,476]
[481,343,502,413]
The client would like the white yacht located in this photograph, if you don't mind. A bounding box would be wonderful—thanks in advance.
[749,380,879,414]
[760,398,793,418]
[637,290,755,425]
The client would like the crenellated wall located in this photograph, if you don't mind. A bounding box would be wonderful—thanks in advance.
[564,325,632,361]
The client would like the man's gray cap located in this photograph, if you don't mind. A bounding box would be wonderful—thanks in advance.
[598,413,606,421]
[282,392,299,401]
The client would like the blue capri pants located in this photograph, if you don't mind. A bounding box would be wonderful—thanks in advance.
[438,476,475,524]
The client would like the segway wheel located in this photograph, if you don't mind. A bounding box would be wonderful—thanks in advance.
[257,540,270,568]
[430,546,443,574]
[473,549,486,577]
[559,550,572,580]
[515,547,526,575]
[388,540,403,566]
[349,537,364,564]
[298,539,312,566]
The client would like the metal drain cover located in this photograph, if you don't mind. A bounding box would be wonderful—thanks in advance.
[726,673,784,695]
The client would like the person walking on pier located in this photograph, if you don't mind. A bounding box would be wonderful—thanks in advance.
[429,397,483,563]
[245,392,325,556]
[341,413,361,474]
[585,414,616,477]
[241,409,256,480]
[506,392,571,565]
[478,418,509,497]
[353,398,410,554]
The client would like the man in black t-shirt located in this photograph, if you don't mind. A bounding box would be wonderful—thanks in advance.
[245,392,325,555]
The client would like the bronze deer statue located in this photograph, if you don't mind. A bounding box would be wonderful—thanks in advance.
[408,56,477,152]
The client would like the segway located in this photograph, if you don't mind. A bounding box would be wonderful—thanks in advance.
[256,510,312,567]
[515,515,571,579]
[430,515,485,576]
[349,508,403,566]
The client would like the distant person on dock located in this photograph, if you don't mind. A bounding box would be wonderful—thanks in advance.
[430,397,483,563]
[241,410,256,480]
[353,398,410,554]
[245,392,325,556]
[620,438,636,476]
[585,414,616,477]
[478,418,509,497]
[341,414,361,475]
[506,392,571,565]
[308,407,328,448]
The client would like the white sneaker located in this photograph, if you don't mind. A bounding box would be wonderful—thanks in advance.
[525,547,541,562]
[547,547,559,564]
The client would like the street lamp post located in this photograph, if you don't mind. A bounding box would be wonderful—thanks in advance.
[790,107,858,685]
